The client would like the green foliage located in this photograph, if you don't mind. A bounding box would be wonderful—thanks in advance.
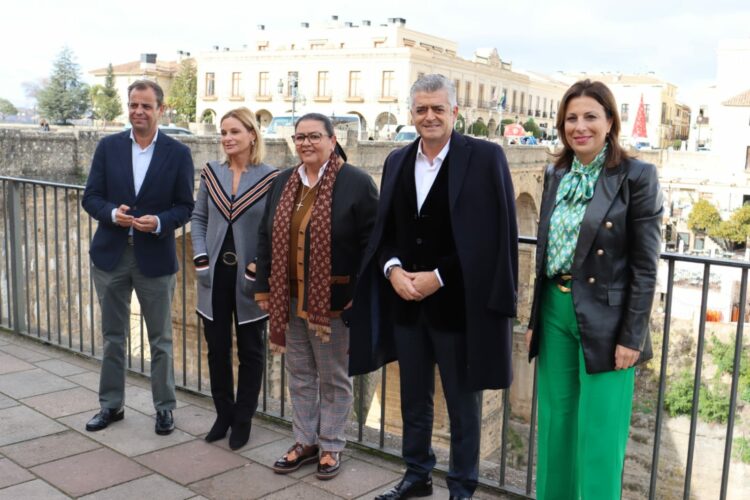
[708,335,750,403]
[0,97,18,117]
[699,381,730,423]
[468,120,488,136]
[664,370,695,417]
[37,47,90,124]
[455,113,466,134]
[90,64,121,123]
[166,59,197,123]
[734,437,750,463]
[672,139,682,150]
[523,118,542,138]
[687,199,721,233]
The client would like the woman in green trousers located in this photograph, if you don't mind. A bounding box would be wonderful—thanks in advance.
[526,79,663,499]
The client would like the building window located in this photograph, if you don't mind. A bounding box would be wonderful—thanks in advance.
[231,72,242,97]
[258,72,269,96]
[205,72,215,97]
[512,90,517,112]
[317,71,330,97]
[478,84,485,108]
[621,103,629,122]
[454,79,460,100]
[644,104,650,122]
[381,71,395,98]
[464,82,471,107]
[746,146,750,171]
[520,92,525,113]
[348,71,361,98]
[661,103,668,124]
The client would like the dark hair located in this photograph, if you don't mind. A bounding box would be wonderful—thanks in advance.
[295,113,334,136]
[127,79,165,107]
[553,79,631,169]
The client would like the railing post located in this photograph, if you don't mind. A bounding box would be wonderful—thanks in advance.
[6,180,27,333]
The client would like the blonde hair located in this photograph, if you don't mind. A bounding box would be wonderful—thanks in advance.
[220,107,265,165]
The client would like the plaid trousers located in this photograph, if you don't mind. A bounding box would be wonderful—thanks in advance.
[285,300,352,451]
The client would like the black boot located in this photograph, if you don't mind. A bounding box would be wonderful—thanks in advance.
[205,416,232,442]
[229,419,251,450]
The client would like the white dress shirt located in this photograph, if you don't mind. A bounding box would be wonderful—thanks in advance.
[383,139,451,285]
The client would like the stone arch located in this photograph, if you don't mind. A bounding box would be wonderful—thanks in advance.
[347,110,367,139]
[374,112,398,139]
[515,191,538,327]
[201,108,216,125]
[516,192,538,237]
[255,109,272,129]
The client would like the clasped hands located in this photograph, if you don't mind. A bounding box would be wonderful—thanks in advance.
[389,267,440,301]
[115,204,158,233]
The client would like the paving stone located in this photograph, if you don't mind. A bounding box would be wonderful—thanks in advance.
[123,385,188,415]
[0,352,34,375]
[240,439,318,479]
[0,393,16,410]
[21,387,99,419]
[0,369,75,399]
[260,482,341,499]
[0,431,100,467]
[303,456,400,498]
[35,359,90,377]
[211,420,287,453]
[0,344,50,362]
[58,410,193,457]
[135,439,248,485]
[0,458,34,488]
[0,406,65,447]
[0,479,70,500]
[79,474,194,500]
[31,448,149,497]
[172,404,216,436]
[189,463,296,499]
[66,371,101,391]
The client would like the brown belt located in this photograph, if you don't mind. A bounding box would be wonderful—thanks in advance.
[552,274,572,293]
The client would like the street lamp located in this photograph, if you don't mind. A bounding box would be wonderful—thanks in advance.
[278,76,302,124]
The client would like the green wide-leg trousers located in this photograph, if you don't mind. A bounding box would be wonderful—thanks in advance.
[536,279,634,500]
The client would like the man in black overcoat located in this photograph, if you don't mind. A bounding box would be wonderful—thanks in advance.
[349,74,518,500]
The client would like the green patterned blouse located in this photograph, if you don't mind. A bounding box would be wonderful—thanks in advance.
[545,145,608,278]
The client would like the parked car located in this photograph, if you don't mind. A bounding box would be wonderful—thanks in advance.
[394,125,418,142]
[123,124,194,135]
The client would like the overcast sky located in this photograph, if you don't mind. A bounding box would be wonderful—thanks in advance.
[2,0,748,107]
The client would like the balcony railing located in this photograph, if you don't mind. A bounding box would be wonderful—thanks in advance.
[1,176,748,499]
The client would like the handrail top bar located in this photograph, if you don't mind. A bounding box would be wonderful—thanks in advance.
[0,176,84,190]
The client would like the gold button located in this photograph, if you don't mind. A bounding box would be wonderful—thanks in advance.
[605,221,613,229]
[588,277,596,284]
[596,249,604,256]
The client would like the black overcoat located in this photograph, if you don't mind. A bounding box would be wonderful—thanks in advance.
[348,131,519,390]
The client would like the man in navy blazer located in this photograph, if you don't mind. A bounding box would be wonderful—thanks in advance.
[350,75,518,500]
[82,80,194,435]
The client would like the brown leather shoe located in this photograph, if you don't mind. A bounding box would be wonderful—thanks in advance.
[272,442,319,474]
[316,451,341,480]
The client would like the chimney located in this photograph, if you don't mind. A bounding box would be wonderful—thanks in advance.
[140,53,157,64]
[331,15,338,21]
[257,24,265,30]
[362,20,371,26]
[213,45,219,51]
[301,22,309,28]
[344,22,353,27]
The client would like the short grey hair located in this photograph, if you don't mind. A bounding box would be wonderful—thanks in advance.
[409,74,457,109]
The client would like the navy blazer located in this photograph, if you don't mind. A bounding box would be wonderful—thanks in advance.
[527,157,663,373]
[82,131,195,277]
[349,131,519,390]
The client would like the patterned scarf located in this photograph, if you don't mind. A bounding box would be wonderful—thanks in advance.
[545,145,608,277]
[267,152,341,353]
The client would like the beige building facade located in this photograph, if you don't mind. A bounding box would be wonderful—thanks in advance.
[194,17,567,139]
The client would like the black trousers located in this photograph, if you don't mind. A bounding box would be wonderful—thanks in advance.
[202,261,265,423]
[393,310,481,498]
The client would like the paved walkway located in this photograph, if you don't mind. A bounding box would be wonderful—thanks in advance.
[0,330,511,499]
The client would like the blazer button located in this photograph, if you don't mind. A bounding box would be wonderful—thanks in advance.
[596,249,604,256]
[605,221,613,229]
[588,277,596,284]
[416,238,423,245]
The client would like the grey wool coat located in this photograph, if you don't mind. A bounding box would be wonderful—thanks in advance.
[191,160,279,323]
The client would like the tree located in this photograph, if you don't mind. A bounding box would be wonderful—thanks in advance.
[523,118,542,138]
[37,47,90,124]
[0,98,17,118]
[90,64,122,124]
[167,59,197,123]
[711,205,750,251]
[687,199,721,233]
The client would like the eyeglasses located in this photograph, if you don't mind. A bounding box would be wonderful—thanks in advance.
[292,132,329,145]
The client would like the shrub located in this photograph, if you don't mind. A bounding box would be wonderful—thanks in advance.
[664,370,695,417]
[734,437,750,463]
[699,381,730,423]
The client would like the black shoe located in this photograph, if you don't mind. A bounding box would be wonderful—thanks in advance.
[448,497,473,500]
[205,417,231,442]
[316,451,341,480]
[272,443,320,474]
[228,420,251,450]
[155,410,175,435]
[85,407,124,432]
[375,478,433,500]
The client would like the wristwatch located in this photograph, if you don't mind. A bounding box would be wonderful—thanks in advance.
[385,264,401,279]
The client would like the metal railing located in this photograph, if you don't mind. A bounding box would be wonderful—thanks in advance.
[1,176,748,499]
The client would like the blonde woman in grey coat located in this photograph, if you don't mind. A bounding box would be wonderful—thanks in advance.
[191,107,278,449]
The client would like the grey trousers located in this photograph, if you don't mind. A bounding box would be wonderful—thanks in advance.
[92,246,176,411]
[286,299,352,451]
